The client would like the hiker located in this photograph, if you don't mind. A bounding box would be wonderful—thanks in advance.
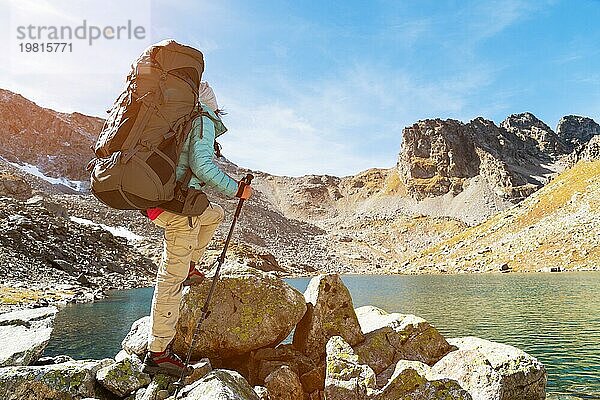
[141,82,252,377]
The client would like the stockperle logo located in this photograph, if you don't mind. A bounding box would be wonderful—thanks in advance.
[5,0,152,74]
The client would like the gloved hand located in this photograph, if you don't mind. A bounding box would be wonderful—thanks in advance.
[235,180,252,200]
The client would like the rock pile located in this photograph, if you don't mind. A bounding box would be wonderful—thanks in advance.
[0,266,547,399]
[0,195,157,310]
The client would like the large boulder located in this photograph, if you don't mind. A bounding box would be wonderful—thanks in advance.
[95,354,151,397]
[0,358,113,400]
[353,306,455,372]
[177,369,259,400]
[0,306,57,366]
[174,265,306,359]
[430,337,546,400]
[324,336,376,400]
[293,274,364,361]
[375,367,471,400]
[325,336,470,400]
[121,316,150,357]
[375,361,472,400]
[264,365,303,400]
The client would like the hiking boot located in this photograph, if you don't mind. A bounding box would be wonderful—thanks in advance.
[142,346,192,378]
[183,261,205,286]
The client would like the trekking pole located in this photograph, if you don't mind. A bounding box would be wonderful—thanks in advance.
[173,173,254,396]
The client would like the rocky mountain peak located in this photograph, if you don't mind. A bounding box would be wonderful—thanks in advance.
[0,89,103,181]
[397,119,479,199]
[556,115,600,152]
[500,112,565,157]
[396,113,599,203]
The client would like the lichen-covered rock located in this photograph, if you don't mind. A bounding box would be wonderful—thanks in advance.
[139,373,176,400]
[174,265,306,359]
[324,336,376,400]
[0,358,113,400]
[293,274,364,361]
[0,306,57,367]
[122,316,150,357]
[264,366,303,400]
[374,361,472,400]
[96,354,151,397]
[431,337,546,400]
[177,369,259,399]
[377,360,431,387]
[353,306,455,372]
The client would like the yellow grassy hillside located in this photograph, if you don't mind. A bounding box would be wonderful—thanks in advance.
[402,160,600,273]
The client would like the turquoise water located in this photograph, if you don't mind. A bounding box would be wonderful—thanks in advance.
[45,272,600,399]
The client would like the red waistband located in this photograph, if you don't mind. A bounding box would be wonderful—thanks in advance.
[146,207,164,220]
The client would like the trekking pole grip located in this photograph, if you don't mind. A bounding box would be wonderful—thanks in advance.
[233,173,253,219]
[242,173,254,186]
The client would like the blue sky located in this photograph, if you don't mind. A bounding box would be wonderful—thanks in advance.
[1,0,599,176]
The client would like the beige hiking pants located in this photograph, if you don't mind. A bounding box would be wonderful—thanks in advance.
[148,203,225,352]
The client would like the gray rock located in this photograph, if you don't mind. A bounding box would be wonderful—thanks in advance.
[0,306,57,366]
[375,366,472,400]
[174,265,306,359]
[353,306,455,372]
[0,358,113,400]
[122,316,150,357]
[96,354,151,397]
[293,274,364,361]
[371,360,472,399]
[264,365,303,400]
[177,369,259,399]
[431,336,546,400]
[324,336,376,400]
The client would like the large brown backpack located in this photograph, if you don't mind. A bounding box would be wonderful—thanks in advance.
[89,39,205,211]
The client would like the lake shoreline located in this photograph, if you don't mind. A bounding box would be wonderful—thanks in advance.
[2,268,597,313]
[40,271,600,398]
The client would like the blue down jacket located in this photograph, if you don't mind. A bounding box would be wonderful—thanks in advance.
[175,103,238,197]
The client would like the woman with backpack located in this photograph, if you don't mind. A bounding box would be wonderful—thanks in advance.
[141,82,252,377]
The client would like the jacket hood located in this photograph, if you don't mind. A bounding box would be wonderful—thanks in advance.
[199,102,227,138]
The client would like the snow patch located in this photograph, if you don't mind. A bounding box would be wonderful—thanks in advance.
[70,216,143,242]
[2,157,86,192]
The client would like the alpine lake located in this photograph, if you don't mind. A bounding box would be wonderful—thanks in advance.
[44,272,600,399]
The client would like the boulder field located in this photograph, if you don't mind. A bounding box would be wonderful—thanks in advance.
[0,264,547,399]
